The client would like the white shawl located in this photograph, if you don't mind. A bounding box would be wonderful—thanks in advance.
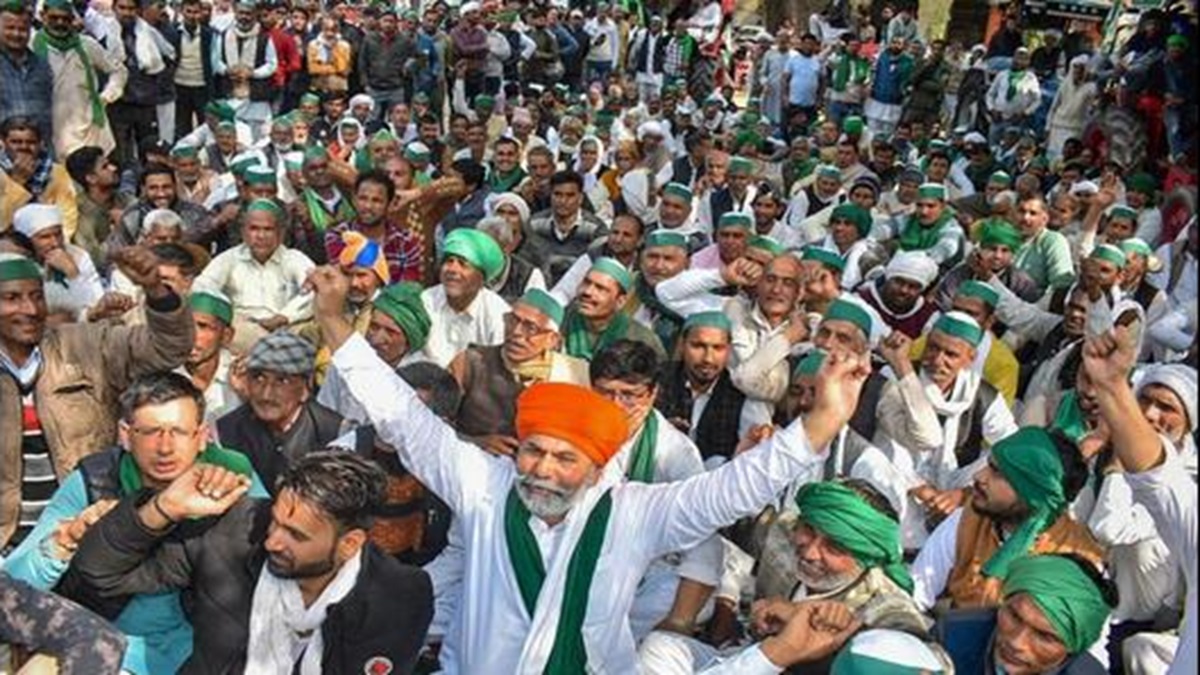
[133,18,168,74]
[245,549,364,675]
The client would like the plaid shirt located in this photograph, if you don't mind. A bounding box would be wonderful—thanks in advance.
[663,35,694,79]
[325,221,424,284]
[0,50,53,140]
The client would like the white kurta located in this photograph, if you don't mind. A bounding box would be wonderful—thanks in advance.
[43,34,127,158]
[418,285,509,368]
[43,243,104,319]
[192,244,314,323]
[330,334,828,674]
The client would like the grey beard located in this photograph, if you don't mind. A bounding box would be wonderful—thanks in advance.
[515,476,584,520]
[795,563,863,595]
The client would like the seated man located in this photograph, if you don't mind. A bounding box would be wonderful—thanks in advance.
[875,182,965,269]
[560,257,666,362]
[625,230,690,354]
[933,218,1041,311]
[2,373,266,675]
[419,228,510,367]
[318,281,430,425]
[215,331,343,493]
[640,479,931,674]
[910,427,1103,612]
[69,452,433,674]
[857,250,940,338]
[655,312,775,465]
[449,288,588,455]
[875,313,1019,549]
[0,571,127,674]
[590,340,722,641]
[179,290,241,423]
[817,202,887,291]
[193,199,315,354]
[11,203,103,321]
[109,164,212,257]
[913,280,1021,406]
[0,116,78,241]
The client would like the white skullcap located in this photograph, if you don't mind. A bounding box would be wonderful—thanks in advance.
[885,250,939,288]
[13,204,64,238]
[963,131,988,145]
[349,94,375,111]
[1135,364,1198,431]
[1070,180,1100,196]
[637,120,665,140]
[1070,54,1091,68]
[487,192,531,224]
[460,1,481,14]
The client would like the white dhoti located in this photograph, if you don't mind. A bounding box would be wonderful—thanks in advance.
[864,98,902,136]
[1047,124,1084,161]
[638,630,721,675]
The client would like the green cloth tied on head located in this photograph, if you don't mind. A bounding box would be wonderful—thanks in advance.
[303,145,329,166]
[244,165,276,186]
[718,212,753,231]
[728,156,754,176]
[1120,238,1153,259]
[817,164,842,180]
[1002,555,1111,654]
[823,298,873,341]
[932,311,983,347]
[662,182,693,202]
[1108,205,1137,222]
[190,291,233,325]
[206,101,236,122]
[842,115,865,136]
[794,482,913,593]
[748,235,785,257]
[171,144,200,159]
[682,310,732,336]
[917,182,946,201]
[0,255,42,282]
[983,427,1068,578]
[1126,172,1157,195]
[830,203,872,237]
[517,288,564,328]
[988,170,1012,187]
[299,92,321,106]
[1090,243,1127,269]
[644,230,688,251]
[957,280,999,309]
[372,282,431,352]
[474,94,496,108]
[793,349,826,379]
[245,198,283,220]
[1167,33,1189,50]
[979,218,1023,251]
[589,257,633,292]
[443,228,505,283]
[802,246,847,273]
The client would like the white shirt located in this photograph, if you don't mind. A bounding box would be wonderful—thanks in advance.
[418,285,509,368]
[192,244,315,323]
[43,244,104,320]
[177,349,242,424]
[329,333,828,674]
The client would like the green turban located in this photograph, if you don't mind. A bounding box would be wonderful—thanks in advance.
[589,256,634,292]
[1002,555,1112,654]
[830,203,872,237]
[792,349,826,379]
[372,282,431,352]
[748,235,786,257]
[517,288,564,328]
[823,298,872,341]
[0,255,42,282]
[794,482,913,593]
[682,310,732,336]
[190,290,233,325]
[983,427,1068,578]
[801,246,847,273]
[932,311,983,348]
[1126,172,1157,196]
[978,218,1024,251]
[1091,243,1127,269]
[443,228,505,283]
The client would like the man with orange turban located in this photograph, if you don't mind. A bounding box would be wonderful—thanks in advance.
[310,264,871,674]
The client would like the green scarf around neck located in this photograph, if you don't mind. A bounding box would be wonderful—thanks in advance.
[32,30,105,127]
[1051,390,1088,444]
[302,188,355,233]
[118,443,254,495]
[626,412,658,483]
[562,308,631,361]
[833,54,869,92]
[898,208,955,253]
[504,486,614,674]
[1006,68,1026,101]
[634,276,683,354]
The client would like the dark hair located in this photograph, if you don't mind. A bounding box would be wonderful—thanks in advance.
[1048,430,1090,503]
[684,130,710,154]
[417,113,440,127]
[355,169,396,203]
[398,362,462,420]
[494,136,520,151]
[526,145,555,164]
[0,116,40,140]
[119,371,206,423]
[150,242,200,276]
[66,146,107,186]
[139,162,176,188]
[549,170,584,191]
[839,477,900,522]
[451,159,485,190]
[589,339,661,387]
[613,213,646,237]
[274,451,387,533]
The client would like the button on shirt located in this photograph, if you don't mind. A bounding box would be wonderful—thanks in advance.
[193,244,315,322]
[785,52,821,107]
[419,285,510,368]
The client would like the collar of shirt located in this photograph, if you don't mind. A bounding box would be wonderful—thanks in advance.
[235,243,286,267]
[433,285,481,319]
[553,211,582,240]
[0,345,42,390]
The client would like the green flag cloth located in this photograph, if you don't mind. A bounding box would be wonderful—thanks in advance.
[1051,390,1088,444]
[504,487,614,673]
[1002,555,1112,654]
[33,30,105,127]
[982,427,1067,579]
[562,308,631,361]
[119,443,254,496]
[626,412,658,483]
[794,482,913,592]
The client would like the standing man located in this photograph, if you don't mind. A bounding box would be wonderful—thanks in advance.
[171,0,215,140]
[358,7,414,124]
[628,15,667,103]
[986,47,1041,145]
[213,0,277,142]
[34,0,127,160]
[783,33,822,132]
[109,0,170,167]
[864,35,913,137]
[0,3,53,142]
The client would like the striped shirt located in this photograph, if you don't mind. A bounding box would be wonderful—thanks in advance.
[14,393,56,550]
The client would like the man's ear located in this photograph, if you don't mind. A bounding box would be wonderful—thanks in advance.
[336,527,368,563]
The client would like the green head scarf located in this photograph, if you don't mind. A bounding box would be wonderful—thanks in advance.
[1002,555,1112,654]
[978,218,1024,251]
[983,427,1068,578]
[442,228,505,283]
[794,482,913,593]
[830,203,872,238]
[372,282,431,352]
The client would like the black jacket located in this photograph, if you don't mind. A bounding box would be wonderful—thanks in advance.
[216,401,345,495]
[170,23,217,96]
[67,494,433,675]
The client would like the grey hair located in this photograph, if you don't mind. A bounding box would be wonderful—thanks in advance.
[476,216,515,248]
[142,208,184,235]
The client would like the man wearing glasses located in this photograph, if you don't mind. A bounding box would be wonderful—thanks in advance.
[448,288,588,457]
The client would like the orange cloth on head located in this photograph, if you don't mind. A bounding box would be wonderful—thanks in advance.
[515,383,629,467]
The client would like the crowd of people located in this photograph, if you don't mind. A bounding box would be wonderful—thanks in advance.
[0,0,1196,673]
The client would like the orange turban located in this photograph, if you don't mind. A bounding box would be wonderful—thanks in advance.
[515,383,629,467]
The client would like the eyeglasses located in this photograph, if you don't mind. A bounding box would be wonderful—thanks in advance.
[503,312,553,337]
[130,426,199,441]
[594,384,653,405]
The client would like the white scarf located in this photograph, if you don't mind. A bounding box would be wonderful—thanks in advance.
[245,549,363,675]
[133,18,166,74]
[223,22,261,70]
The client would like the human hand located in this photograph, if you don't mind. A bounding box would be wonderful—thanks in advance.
[734,424,775,456]
[112,246,165,295]
[761,600,862,668]
[41,247,80,279]
[721,257,764,287]
[926,487,968,518]
[810,350,871,426]
[750,597,800,637]
[253,315,290,332]
[879,331,914,376]
[304,265,355,350]
[1081,325,1137,388]
[476,434,520,457]
[50,499,118,560]
[154,463,252,523]
[909,484,938,506]
[86,292,136,322]
[784,309,810,345]
[10,153,36,183]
